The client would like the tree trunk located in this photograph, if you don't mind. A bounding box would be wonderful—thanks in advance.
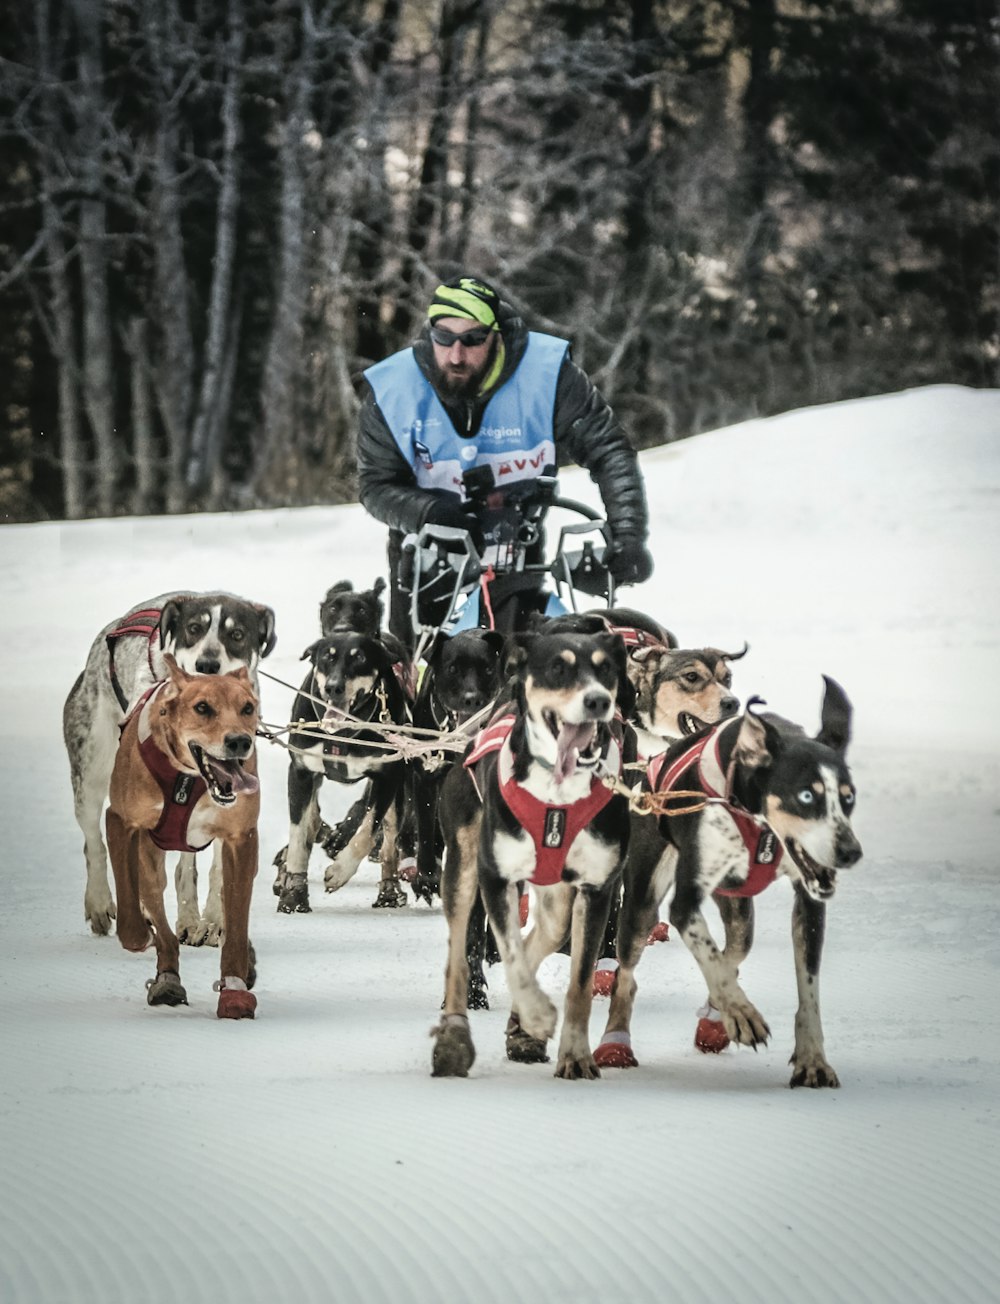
[185,1,245,500]
[146,0,196,514]
[123,317,156,515]
[71,0,118,516]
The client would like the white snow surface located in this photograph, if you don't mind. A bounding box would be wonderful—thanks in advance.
[1,384,998,1304]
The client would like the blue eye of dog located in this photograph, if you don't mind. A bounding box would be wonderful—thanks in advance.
[797,788,815,805]
[842,791,855,808]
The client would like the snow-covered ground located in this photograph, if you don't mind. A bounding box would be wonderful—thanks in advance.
[1,384,998,1304]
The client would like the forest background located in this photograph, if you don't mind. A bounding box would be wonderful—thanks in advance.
[1,0,996,523]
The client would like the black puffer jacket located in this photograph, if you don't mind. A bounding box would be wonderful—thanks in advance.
[356,301,649,547]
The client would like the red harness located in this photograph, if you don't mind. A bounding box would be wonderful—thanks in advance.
[105,606,164,712]
[123,683,211,854]
[465,714,622,887]
[648,721,782,897]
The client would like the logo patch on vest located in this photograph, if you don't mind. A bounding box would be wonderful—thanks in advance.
[173,774,196,805]
[543,809,566,849]
[755,829,778,864]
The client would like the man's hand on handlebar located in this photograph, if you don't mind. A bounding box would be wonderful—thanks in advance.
[424,500,485,554]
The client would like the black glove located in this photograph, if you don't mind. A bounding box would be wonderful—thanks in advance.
[424,500,485,553]
[607,537,654,586]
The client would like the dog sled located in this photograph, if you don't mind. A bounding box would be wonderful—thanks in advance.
[399,473,617,651]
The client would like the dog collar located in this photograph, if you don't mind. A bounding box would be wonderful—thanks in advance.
[648,720,782,896]
[134,681,212,854]
[466,714,622,887]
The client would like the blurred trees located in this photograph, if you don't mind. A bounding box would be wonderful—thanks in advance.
[0,0,996,521]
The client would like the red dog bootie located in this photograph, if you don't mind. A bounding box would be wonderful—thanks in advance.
[593,1030,638,1069]
[215,976,257,1020]
[518,890,530,928]
[592,957,619,998]
[646,921,670,945]
[694,1002,730,1053]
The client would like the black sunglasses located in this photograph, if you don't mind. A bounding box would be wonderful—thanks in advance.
[429,324,492,348]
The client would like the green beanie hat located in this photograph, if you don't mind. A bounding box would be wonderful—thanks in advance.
[427,276,501,330]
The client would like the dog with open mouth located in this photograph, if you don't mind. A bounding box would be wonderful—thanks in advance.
[595,676,863,1086]
[64,591,276,945]
[106,656,261,1017]
[431,629,634,1080]
[272,631,410,913]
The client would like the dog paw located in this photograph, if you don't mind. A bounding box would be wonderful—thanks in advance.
[431,1015,476,1077]
[324,857,359,893]
[85,895,116,937]
[646,921,670,945]
[145,971,188,1007]
[276,877,311,914]
[790,1056,840,1089]
[721,1001,770,1049]
[409,871,441,905]
[695,1004,731,1053]
[592,959,618,998]
[554,1052,601,1080]
[593,1033,638,1069]
[505,1012,551,1064]
[467,977,490,1011]
[517,994,557,1044]
[214,977,257,1020]
[372,878,407,908]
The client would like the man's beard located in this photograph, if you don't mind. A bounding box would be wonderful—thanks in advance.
[433,338,498,400]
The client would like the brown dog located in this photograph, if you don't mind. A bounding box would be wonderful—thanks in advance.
[107,657,261,1017]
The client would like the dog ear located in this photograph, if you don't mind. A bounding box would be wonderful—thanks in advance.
[479,629,506,662]
[732,697,780,771]
[301,639,325,662]
[505,633,533,680]
[255,605,277,658]
[707,641,750,664]
[158,600,181,649]
[160,652,192,697]
[372,577,386,598]
[595,632,635,715]
[816,675,852,754]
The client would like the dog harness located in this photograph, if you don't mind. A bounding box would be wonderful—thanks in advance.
[648,720,783,897]
[105,607,164,712]
[123,682,212,854]
[464,714,622,887]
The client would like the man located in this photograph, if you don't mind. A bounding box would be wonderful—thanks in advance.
[357,275,653,646]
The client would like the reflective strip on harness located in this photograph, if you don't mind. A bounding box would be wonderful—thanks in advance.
[647,720,782,897]
[465,714,621,887]
[127,681,212,854]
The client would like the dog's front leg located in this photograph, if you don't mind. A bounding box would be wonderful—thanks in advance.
[216,831,259,1020]
[276,763,322,913]
[135,835,188,1008]
[555,881,618,1080]
[671,864,770,1049]
[789,887,838,1087]
[431,814,481,1077]
[480,844,558,1048]
[596,840,677,1069]
[106,808,152,954]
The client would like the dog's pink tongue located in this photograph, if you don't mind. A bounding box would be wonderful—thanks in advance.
[554,722,596,784]
[208,757,259,795]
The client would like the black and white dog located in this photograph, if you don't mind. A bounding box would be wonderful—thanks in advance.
[406,628,507,907]
[431,629,633,1079]
[63,592,276,940]
[595,677,863,1087]
[273,632,409,913]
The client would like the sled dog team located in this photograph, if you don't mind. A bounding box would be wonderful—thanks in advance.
[64,586,862,1086]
